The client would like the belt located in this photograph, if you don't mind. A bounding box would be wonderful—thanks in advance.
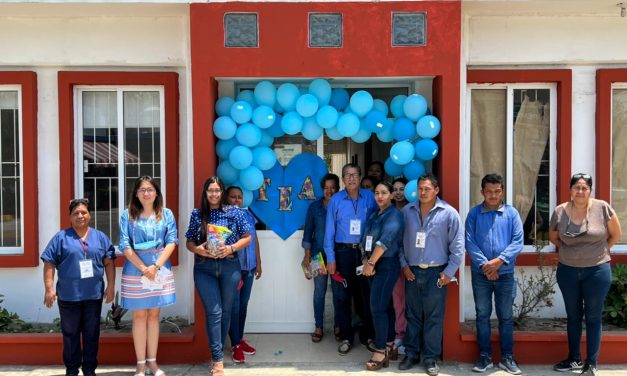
[414,263,444,269]
[335,242,360,249]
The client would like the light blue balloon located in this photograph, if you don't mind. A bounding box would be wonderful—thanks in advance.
[403,94,428,122]
[309,79,332,106]
[330,88,350,110]
[281,111,303,135]
[254,80,277,107]
[230,101,253,124]
[217,160,239,185]
[216,138,239,160]
[242,189,254,208]
[252,105,276,129]
[302,117,323,141]
[277,83,300,112]
[216,97,234,117]
[403,160,426,181]
[373,99,389,116]
[267,113,285,138]
[325,126,343,141]
[229,145,253,170]
[252,146,277,170]
[416,115,441,139]
[390,141,414,165]
[384,157,404,177]
[258,131,274,147]
[376,119,395,142]
[316,105,339,129]
[390,95,407,118]
[349,90,374,117]
[213,116,237,140]
[364,110,387,133]
[296,94,319,118]
[415,139,439,161]
[337,113,360,137]
[393,117,416,141]
[240,166,264,191]
[404,179,418,202]
[236,90,257,107]
[235,123,262,148]
[351,123,371,144]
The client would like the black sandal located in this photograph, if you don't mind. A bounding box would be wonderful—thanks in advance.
[366,348,389,371]
[311,328,323,343]
[387,342,399,361]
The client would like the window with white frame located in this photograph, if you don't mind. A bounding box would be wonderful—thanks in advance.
[611,85,627,246]
[76,87,165,245]
[0,88,23,253]
[467,85,557,248]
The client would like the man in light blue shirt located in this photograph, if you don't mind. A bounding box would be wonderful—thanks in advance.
[465,173,523,375]
[399,173,464,376]
[324,163,377,355]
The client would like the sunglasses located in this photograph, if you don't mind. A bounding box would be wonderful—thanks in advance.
[562,216,588,238]
[572,173,591,180]
[69,198,90,206]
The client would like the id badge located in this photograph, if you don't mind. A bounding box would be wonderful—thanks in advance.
[349,219,361,235]
[365,236,373,252]
[79,259,94,279]
[415,231,426,249]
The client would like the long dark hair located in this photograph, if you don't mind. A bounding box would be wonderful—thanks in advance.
[199,176,226,241]
[128,176,163,221]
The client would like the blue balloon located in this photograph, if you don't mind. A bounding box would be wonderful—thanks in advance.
[235,123,262,147]
[236,90,257,107]
[216,97,234,117]
[281,111,303,135]
[296,94,319,118]
[325,126,343,141]
[213,116,237,140]
[373,99,389,116]
[351,123,371,144]
[390,141,415,165]
[229,145,253,170]
[217,160,239,185]
[349,90,374,117]
[316,105,339,129]
[258,131,274,147]
[329,88,350,110]
[403,160,426,181]
[240,166,264,191]
[252,146,277,170]
[252,106,276,129]
[390,95,407,118]
[364,110,388,133]
[242,188,254,208]
[415,139,439,161]
[393,117,416,141]
[384,157,404,177]
[254,80,276,107]
[416,115,441,139]
[337,113,360,137]
[267,113,285,138]
[302,117,324,141]
[309,79,332,106]
[376,119,395,142]
[230,101,253,124]
[404,179,418,202]
[277,83,300,112]
[216,138,239,160]
[404,94,428,122]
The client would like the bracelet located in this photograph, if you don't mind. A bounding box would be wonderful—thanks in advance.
[231,244,237,252]
[367,259,376,266]
[153,263,161,270]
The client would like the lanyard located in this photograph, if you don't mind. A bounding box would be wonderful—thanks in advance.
[80,239,88,259]
[350,196,359,217]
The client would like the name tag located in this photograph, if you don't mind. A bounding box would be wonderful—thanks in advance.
[349,219,362,235]
[79,259,94,279]
[365,236,373,252]
[415,231,426,249]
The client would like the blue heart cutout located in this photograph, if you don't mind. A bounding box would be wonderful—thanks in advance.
[250,154,328,240]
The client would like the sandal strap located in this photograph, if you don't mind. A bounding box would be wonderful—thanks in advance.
[137,360,147,365]
[146,358,157,362]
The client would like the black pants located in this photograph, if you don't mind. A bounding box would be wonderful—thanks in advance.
[58,299,103,376]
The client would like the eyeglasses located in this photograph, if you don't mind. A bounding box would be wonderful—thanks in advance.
[137,188,156,194]
[206,189,222,195]
[343,173,360,180]
[562,216,588,238]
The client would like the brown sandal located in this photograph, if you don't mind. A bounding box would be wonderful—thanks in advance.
[334,326,341,342]
[366,348,389,371]
[387,342,399,361]
[311,328,323,343]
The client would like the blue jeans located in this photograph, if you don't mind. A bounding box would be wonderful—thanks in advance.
[369,257,400,349]
[404,265,447,360]
[556,262,612,366]
[229,267,256,345]
[331,245,362,343]
[57,299,103,376]
[471,271,516,357]
[194,256,241,362]
[313,272,328,329]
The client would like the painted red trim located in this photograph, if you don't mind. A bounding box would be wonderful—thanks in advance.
[57,72,180,266]
[0,72,38,267]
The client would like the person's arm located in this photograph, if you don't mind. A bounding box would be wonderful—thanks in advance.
[43,261,57,308]
[607,213,622,249]
[154,209,178,269]
[441,210,465,283]
[119,211,153,279]
[324,197,338,274]
[496,208,525,264]
[465,208,489,269]
[548,209,561,250]
[362,245,385,277]
[103,256,116,304]
[254,236,262,279]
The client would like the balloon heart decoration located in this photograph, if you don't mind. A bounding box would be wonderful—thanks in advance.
[249,154,328,240]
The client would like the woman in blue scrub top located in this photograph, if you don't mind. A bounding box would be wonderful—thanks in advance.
[41,198,116,376]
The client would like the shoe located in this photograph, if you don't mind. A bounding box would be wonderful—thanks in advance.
[146,358,165,376]
[366,339,377,352]
[134,360,146,376]
[580,364,599,376]
[387,342,399,361]
[338,340,352,355]
[472,354,493,372]
[232,344,245,363]
[498,356,522,375]
[240,338,256,355]
[554,358,583,372]
[398,355,420,370]
[311,328,323,343]
[366,348,390,371]
[425,358,440,376]
[210,360,224,376]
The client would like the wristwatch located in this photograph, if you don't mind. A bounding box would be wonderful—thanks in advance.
[153,263,161,270]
